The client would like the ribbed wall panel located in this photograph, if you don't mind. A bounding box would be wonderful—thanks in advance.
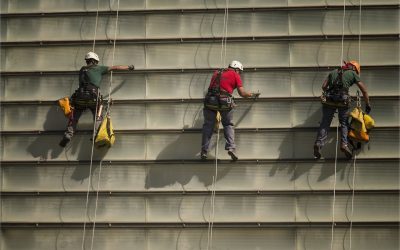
[1,1,398,249]
[1,99,399,131]
[1,0,398,13]
[2,9,398,42]
[1,69,399,101]
[1,40,398,72]
[2,161,398,192]
[1,228,397,250]
[2,194,398,223]
[2,130,399,161]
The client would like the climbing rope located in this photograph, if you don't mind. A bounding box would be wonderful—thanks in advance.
[331,1,347,249]
[89,1,121,250]
[80,0,120,249]
[81,0,101,249]
[207,1,229,250]
[349,2,362,249]
[92,0,101,52]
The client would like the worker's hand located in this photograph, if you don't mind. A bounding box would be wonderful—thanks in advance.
[251,92,260,99]
[365,104,371,114]
[128,65,135,70]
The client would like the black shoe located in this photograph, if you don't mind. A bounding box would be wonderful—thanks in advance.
[341,144,353,159]
[59,137,70,148]
[228,149,238,161]
[313,144,321,159]
[200,151,207,160]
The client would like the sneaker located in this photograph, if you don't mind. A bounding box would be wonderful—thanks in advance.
[59,137,71,148]
[200,150,207,160]
[313,144,321,159]
[228,149,238,161]
[340,143,353,159]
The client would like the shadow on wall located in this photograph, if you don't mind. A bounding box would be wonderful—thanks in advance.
[26,104,109,181]
[145,101,256,189]
[26,105,65,160]
[271,105,348,182]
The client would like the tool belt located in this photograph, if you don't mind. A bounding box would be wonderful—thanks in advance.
[204,90,235,111]
[320,90,351,108]
[71,83,101,109]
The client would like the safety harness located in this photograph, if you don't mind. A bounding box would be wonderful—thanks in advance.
[321,67,352,108]
[204,69,235,111]
[71,65,102,109]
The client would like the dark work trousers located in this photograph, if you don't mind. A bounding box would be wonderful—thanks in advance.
[315,104,349,147]
[63,104,100,140]
[201,108,236,153]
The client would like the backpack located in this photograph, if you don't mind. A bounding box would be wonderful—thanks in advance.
[95,114,115,148]
[204,69,235,111]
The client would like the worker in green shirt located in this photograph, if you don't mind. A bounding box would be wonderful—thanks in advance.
[59,52,134,147]
[314,60,371,159]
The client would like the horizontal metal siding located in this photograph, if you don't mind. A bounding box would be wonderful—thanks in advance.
[2,10,398,42]
[2,161,398,192]
[2,130,399,161]
[1,40,398,72]
[1,100,399,131]
[1,69,398,101]
[2,228,397,250]
[1,0,398,13]
[2,194,398,223]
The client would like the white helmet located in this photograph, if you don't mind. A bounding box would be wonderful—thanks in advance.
[85,52,99,62]
[229,60,243,71]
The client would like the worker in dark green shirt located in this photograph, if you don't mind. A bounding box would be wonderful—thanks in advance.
[314,60,371,159]
[59,52,134,147]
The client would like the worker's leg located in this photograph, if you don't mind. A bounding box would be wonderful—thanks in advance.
[314,105,336,158]
[221,109,236,151]
[338,106,352,158]
[60,108,84,147]
[221,109,238,161]
[201,108,217,154]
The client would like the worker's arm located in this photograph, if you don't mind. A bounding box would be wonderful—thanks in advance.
[237,86,259,98]
[356,81,370,106]
[356,81,371,113]
[321,79,328,91]
[108,65,135,71]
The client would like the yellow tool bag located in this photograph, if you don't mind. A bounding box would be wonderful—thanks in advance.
[348,106,375,142]
[58,96,72,117]
[95,115,115,148]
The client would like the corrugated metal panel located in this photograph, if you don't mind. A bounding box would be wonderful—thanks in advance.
[1,69,398,101]
[1,40,398,72]
[1,228,397,250]
[2,130,399,161]
[1,100,399,131]
[1,0,398,14]
[1,1,398,249]
[2,161,398,192]
[2,194,398,223]
[2,10,397,42]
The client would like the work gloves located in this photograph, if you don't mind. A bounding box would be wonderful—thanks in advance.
[251,92,260,99]
[365,104,371,114]
[128,65,135,70]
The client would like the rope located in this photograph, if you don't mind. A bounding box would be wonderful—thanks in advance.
[207,1,229,249]
[330,124,339,250]
[81,1,101,248]
[81,93,101,250]
[331,1,347,249]
[88,1,121,250]
[92,0,101,52]
[349,154,357,249]
[340,0,346,66]
[349,3,362,249]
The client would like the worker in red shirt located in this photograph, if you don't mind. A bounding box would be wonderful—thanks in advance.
[201,60,260,161]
